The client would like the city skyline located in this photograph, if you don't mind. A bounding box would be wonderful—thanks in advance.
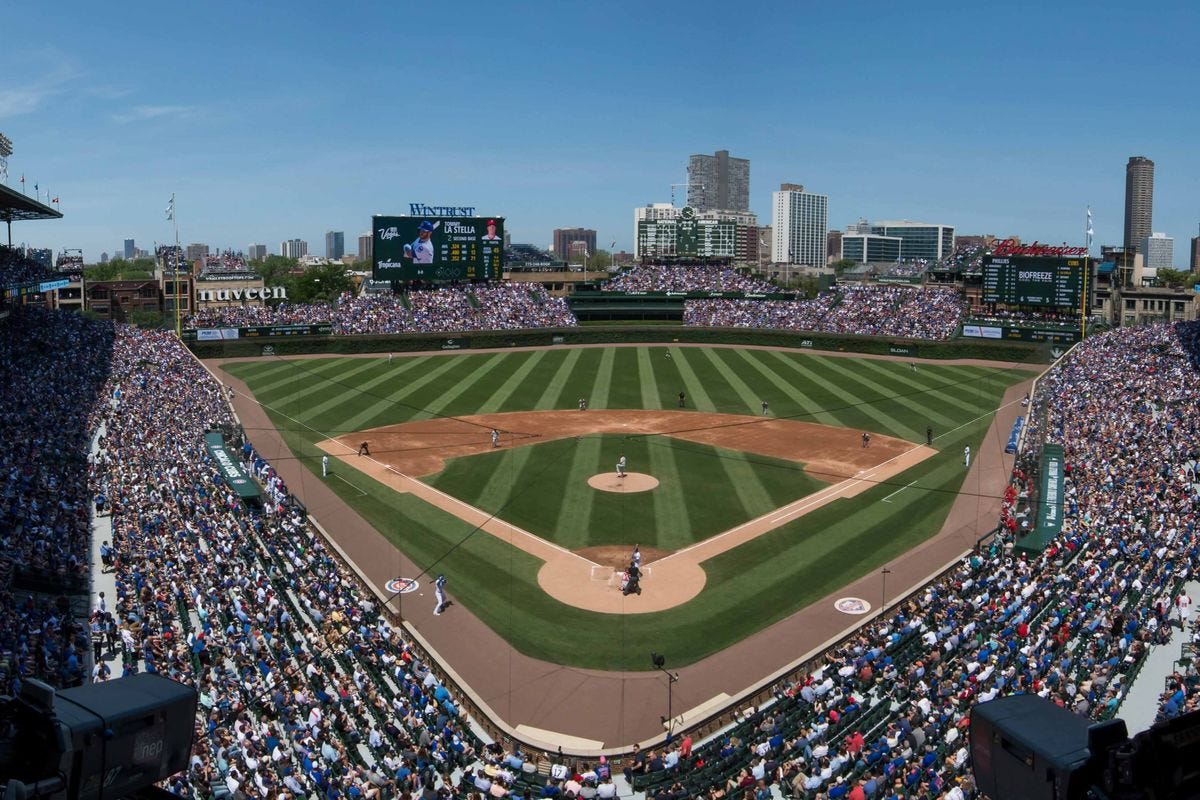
[1,1,1198,265]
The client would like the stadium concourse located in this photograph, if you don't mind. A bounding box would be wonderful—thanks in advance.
[3,243,1200,798]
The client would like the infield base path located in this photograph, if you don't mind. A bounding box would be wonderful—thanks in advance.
[318,410,934,614]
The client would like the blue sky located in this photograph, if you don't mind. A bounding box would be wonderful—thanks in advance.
[2,0,1198,263]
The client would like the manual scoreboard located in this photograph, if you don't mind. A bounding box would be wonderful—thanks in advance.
[981,255,1084,307]
[373,215,504,281]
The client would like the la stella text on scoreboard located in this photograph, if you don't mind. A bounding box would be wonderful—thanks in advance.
[372,210,504,282]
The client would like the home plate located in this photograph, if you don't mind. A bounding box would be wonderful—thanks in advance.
[587,472,659,493]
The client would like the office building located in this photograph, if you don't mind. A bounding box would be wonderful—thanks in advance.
[123,239,135,260]
[185,243,209,263]
[281,239,308,259]
[247,244,268,262]
[325,230,345,260]
[771,184,828,267]
[1142,232,1173,270]
[687,150,750,213]
[842,234,903,264]
[553,228,597,260]
[827,231,843,262]
[358,233,373,263]
[1124,156,1154,254]
[1191,234,1200,272]
[868,221,954,262]
[100,252,109,264]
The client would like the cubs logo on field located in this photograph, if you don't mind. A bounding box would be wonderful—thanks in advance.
[834,597,871,615]
[386,578,419,594]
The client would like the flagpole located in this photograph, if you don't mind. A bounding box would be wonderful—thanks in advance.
[1080,206,1090,340]
[172,193,182,338]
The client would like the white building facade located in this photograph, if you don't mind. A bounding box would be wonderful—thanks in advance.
[771,185,828,266]
[1142,232,1174,270]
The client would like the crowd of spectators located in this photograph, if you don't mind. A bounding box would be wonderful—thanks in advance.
[1,307,487,798]
[7,292,1200,798]
[185,284,576,334]
[602,265,778,295]
[0,246,57,290]
[685,285,966,340]
[201,252,252,275]
[157,245,188,272]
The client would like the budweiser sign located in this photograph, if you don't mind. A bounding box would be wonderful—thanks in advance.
[992,239,1088,258]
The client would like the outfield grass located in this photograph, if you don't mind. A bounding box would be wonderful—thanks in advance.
[222,346,1028,669]
[425,434,827,550]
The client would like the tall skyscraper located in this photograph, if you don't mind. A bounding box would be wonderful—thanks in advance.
[1124,156,1154,253]
[771,184,828,266]
[281,239,308,259]
[325,231,345,260]
[1142,232,1173,269]
[123,239,135,260]
[358,233,373,263]
[552,228,597,260]
[247,243,268,262]
[1191,232,1200,272]
[687,150,750,212]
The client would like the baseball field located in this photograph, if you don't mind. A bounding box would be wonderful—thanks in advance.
[221,344,1026,672]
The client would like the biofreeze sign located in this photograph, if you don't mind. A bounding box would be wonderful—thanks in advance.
[197,286,287,302]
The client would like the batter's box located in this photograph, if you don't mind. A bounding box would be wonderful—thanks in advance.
[590,565,615,583]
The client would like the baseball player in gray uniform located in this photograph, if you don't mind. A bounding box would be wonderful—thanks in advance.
[616,455,627,478]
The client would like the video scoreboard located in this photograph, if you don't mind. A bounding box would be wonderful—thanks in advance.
[373,215,504,281]
[981,255,1085,307]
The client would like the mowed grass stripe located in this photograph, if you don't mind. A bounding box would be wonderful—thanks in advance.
[917,364,1011,414]
[477,349,549,413]
[783,356,919,439]
[700,348,765,415]
[816,356,954,437]
[673,346,746,414]
[534,348,584,410]
[553,436,604,547]
[644,432,690,542]
[855,359,982,417]
[328,356,466,432]
[406,352,510,421]
[589,348,617,407]
[760,352,845,426]
[253,357,389,408]
[665,350,769,519]
[240,357,357,395]
[636,348,664,410]
[606,348,645,409]
[470,442,540,515]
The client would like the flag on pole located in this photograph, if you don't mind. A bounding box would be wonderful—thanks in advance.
[165,194,175,221]
[1086,206,1094,249]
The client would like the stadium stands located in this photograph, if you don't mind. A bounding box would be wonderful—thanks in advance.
[5,288,1200,798]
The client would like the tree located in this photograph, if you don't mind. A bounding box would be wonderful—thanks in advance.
[289,263,353,304]
[832,258,856,274]
[1155,268,1194,289]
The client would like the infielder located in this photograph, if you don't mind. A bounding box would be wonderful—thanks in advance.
[616,455,627,478]
[491,429,500,448]
[434,574,447,615]
[403,220,436,264]
[963,446,971,468]
[761,400,770,416]
[321,454,329,477]
[861,432,871,448]
[926,427,933,446]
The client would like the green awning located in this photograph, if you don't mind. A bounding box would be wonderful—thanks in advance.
[203,432,261,500]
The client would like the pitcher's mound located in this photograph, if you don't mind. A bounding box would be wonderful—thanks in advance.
[588,472,659,493]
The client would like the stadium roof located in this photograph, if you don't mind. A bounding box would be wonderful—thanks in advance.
[0,182,63,223]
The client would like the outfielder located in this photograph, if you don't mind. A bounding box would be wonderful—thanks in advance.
[616,455,627,478]
[963,446,971,468]
[434,574,447,615]
[761,400,769,416]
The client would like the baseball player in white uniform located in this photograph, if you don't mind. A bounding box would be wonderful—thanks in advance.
[322,454,329,477]
[616,455,627,478]
[963,446,971,468]
[434,574,447,615]
[404,220,436,264]
[491,429,500,448]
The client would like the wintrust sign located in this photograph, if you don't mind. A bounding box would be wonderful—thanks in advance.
[197,286,287,303]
